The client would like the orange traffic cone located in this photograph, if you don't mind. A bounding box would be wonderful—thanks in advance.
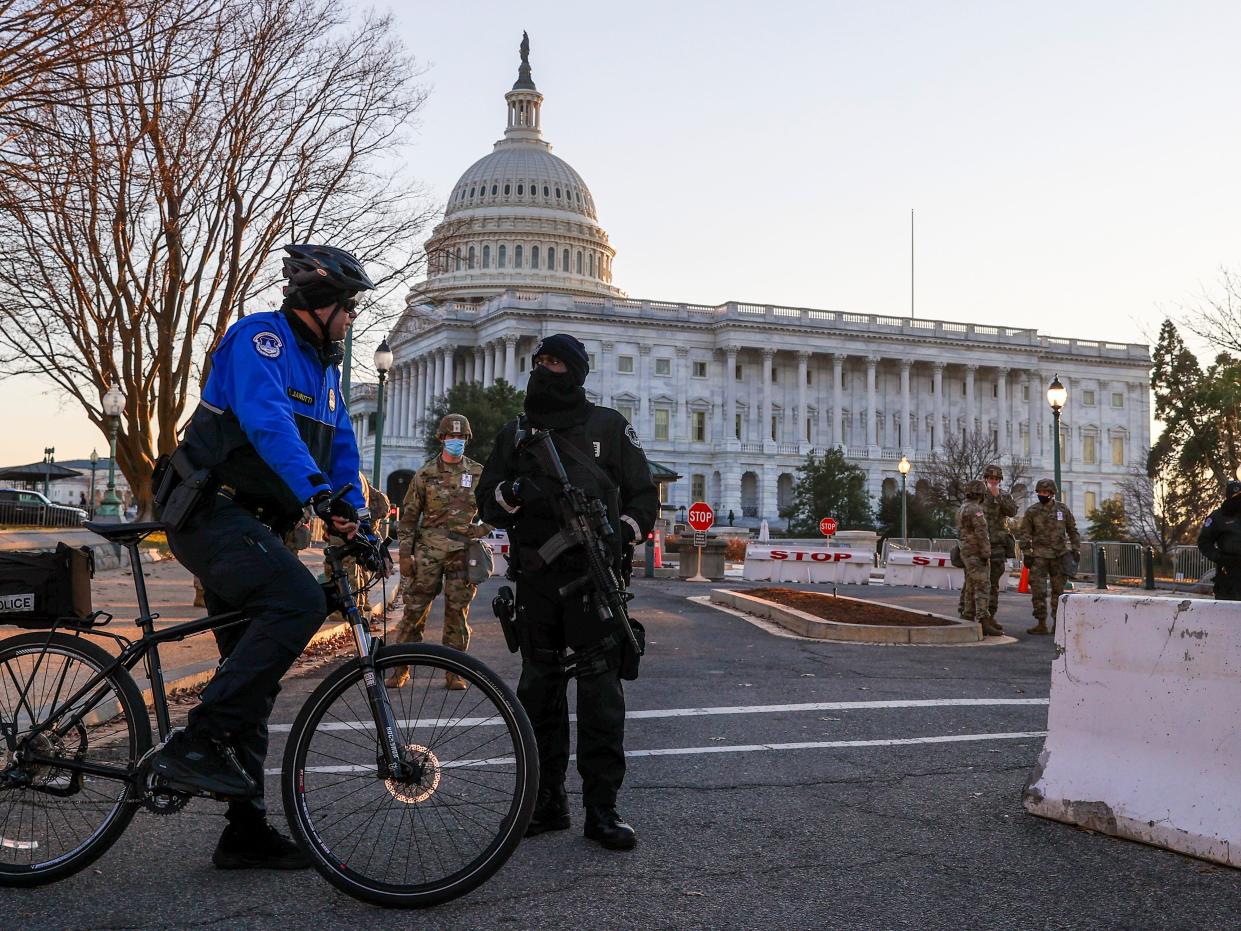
[1017,565,1030,593]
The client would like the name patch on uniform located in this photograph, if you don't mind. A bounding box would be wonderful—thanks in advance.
[287,387,314,405]
[1057,511,1064,521]
[461,474,473,488]
[625,425,642,449]
[593,441,601,457]
[328,388,336,412]
[252,331,283,359]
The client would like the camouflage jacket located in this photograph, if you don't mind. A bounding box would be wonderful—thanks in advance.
[1016,499,1081,558]
[956,499,990,560]
[981,490,1018,550]
[397,455,491,559]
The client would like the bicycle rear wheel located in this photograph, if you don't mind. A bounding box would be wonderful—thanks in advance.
[282,643,537,908]
[0,632,150,886]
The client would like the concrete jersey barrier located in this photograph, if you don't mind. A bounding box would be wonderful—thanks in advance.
[742,545,871,584]
[884,550,963,590]
[1024,593,1241,867]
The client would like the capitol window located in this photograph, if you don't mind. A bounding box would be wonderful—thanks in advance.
[1111,392,1124,408]
[693,361,707,378]
[504,184,510,195]
[555,187,561,198]
[543,186,550,197]
[1112,436,1125,465]
[498,245,507,268]
[618,355,634,374]
[515,245,523,268]
[654,410,670,441]
[692,411,706,443]
[454,249,461,271]
[1082,390,1096,406]
[654,358,671,376]
[1083,434,1098,465]
[482,245,491,269]
[576,250,583,274]
[531,245,540,269]
[735,363,743,381]
[735,414,742,439]
[617,402,636,423]
[491,184,497,195]
[517,184,524,195]
[469,187,475,198]
[562,248,570,272]
[691,474,706,500]
[588,353,597,370]
[468,246,475,269]
[771,367,779,384]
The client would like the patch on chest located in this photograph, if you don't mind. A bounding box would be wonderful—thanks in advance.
[328,388,336,412]
[461,473,473,488]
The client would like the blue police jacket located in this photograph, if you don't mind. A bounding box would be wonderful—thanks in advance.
[180,309,368,523]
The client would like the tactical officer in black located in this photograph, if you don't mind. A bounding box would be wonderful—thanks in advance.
[150,244,388,870]
[477,334,658,851]
[1198,479,1241,601]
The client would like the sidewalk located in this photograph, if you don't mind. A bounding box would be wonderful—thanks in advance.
[0,547,398,701]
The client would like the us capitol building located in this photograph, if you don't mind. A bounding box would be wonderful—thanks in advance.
[353,37,1151,526]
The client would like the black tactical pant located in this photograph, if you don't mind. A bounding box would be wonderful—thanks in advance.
[1216,564,1241,601]
[516,568,626,810]
[166,494,326,822]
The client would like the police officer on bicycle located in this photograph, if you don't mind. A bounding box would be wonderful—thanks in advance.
[477,334,658,851]
[151,244,390,870]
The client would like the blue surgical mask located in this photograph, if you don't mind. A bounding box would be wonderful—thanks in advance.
[443,439,466,457]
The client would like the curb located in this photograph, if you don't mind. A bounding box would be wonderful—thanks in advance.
[709,588,983,645]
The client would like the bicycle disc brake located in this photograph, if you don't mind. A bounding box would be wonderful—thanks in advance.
[384,744,440,804]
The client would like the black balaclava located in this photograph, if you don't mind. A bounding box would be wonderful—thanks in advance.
[524,334,591,429]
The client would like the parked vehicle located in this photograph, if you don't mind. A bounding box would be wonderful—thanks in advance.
[0,488,87,527]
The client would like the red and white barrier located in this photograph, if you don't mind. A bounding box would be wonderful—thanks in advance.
[742,545,871,584]
[883,550,962,589]
[1024,593,1241,867]
[483,530,510,577]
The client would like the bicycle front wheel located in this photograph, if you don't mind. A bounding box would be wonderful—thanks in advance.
[0,632,150,886]
[282,643,537,908]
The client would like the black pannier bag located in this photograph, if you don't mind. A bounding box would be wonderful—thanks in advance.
[0,542,94,627]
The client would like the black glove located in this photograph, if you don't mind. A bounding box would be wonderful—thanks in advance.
[619,518,637,546]
[309,490,358,526]
[500,478,540,509]
[1022,554,1035,569]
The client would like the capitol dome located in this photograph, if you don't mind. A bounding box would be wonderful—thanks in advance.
[412,34,624,304]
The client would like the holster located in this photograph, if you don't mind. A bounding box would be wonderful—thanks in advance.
[152,446,215,530]
[619,617,645,681]
[492,585,520,653]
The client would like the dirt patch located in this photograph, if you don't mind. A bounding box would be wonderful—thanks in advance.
[745,587,953,627]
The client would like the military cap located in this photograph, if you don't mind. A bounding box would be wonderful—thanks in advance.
[963,479,987,498]
[437,413,472,439]
[1035,478,1057,494]
[983,464,1003,480]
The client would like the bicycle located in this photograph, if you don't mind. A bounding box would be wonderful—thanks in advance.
[0,508,537,907]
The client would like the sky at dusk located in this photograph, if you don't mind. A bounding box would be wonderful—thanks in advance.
[3,0,1239,464]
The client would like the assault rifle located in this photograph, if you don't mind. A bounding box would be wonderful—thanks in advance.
[517,426,644,668]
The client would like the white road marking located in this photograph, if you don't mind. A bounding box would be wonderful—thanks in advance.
[264,730,1046,776]
[267,697,1048,733]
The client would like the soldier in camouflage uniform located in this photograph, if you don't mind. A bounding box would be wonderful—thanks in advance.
[957,464,1018,621]
[1016,478,1081,634]
[386,413,491,690]
[956,480,1002,636]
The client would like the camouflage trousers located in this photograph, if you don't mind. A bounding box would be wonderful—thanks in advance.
[958,557,1006,619]
[393,546,476,652]
[1029,556,1068,623]
[960,556,992,621]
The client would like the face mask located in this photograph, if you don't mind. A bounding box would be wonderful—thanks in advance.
[443,439,465,457]
[1037,494,1052,504]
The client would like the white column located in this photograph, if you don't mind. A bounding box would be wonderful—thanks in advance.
[933,362,945,451]
[796,350,809,447]
[441,348,454,395]
[638,344,652,437]
[503,335,518,385]
[482,342,495,387]
[865,356,877,448]
[899,360,912,453]
[725,345,738,442]
[675,346,690,441]
[1034,371,1048,465]
[761,348,774,444]
[832,354,844,448]
[996,367,1009,456]
[600,340,613,407]
[393,367,405,437]
[965,364,977,436]
[431,350,443,405]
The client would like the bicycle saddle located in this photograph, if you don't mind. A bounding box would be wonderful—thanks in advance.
[84,520,166,546]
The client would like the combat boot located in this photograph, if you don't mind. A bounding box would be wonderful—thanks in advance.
[384,666,409,689]
[525,783,570,837]
[1027,621,1050,635]
[584,805,637,851]
[445,672,469,691]
[980,616,1004,637]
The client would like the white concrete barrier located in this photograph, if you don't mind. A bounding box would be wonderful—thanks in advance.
[742,545,871,584]
[1024,593,1241,867]
[883,550,963,589]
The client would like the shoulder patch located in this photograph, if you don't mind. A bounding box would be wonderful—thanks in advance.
[1205,517,1213,527]
[252,331,282,359]
[625,425,642,448]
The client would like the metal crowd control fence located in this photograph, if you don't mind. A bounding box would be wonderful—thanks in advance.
[1076,542,1214,587]
[0,501,84,528]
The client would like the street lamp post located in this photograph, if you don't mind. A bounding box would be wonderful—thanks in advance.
[898,455,911,545]
[88,448,99,518]
[1046,375,1068,502]
[43,447,54,498]
[371,339,393,489]
[97,386,125,521]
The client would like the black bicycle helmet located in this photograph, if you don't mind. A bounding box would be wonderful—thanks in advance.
[282,244,376,294]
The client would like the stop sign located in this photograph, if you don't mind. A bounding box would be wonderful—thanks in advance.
[819,517,838,536]
[687,502,714,532]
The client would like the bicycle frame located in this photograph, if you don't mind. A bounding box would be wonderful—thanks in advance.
[7,531,408,786]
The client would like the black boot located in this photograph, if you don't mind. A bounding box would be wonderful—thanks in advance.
[584,805,637,851]
[525,783,570,837]
[212,819,311,870]
[150,728,257,798]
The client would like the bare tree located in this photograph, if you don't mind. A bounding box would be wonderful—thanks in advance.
[917,430,1031,510]
[1118,460,1206,559]
[1185,267,1241,358]
[0,0,437,516]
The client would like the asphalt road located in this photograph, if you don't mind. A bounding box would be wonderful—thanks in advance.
[5,577,1239,929]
